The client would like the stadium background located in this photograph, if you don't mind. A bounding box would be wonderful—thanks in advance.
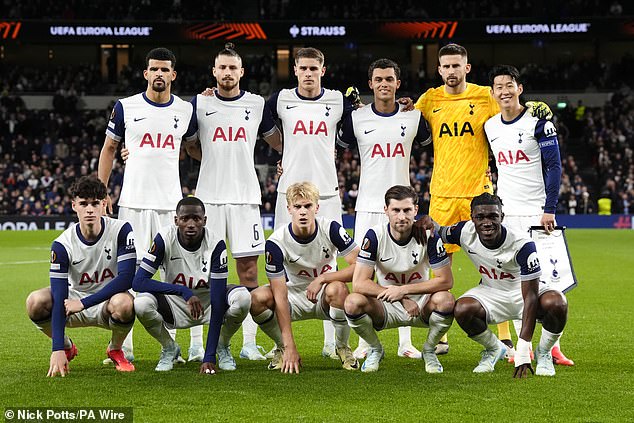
[1,3,634,422]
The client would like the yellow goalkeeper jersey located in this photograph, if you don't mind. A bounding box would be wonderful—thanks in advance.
[415,83,499,198]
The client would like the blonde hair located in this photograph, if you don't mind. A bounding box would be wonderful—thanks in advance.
[286,182,320,205]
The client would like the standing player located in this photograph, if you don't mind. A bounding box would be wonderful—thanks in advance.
[26,176,136,376]
[133,197,250,373]
[98,47,202,361]
[187,43,282,361]
[338,58,431,360]
[267,47,354,358]
[250,182,359,373]
[414,43,551,354]
[438,193,568,377]
[484,64,573,366]
[345,185,454,373]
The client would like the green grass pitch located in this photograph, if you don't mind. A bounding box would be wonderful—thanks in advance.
[1,229,633,422]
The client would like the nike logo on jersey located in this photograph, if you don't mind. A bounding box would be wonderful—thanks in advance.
[205,111,217,116]
[286,105,299,109]
[251,242,263,248]
[289,257,301,263]
[364,129,376,134]
[489,137,499,142]
[379,257,392,262]
[467,250,477,254]
[71,258,85,265]
[170,256,182,261]
[134,117,147,122]
[432,108,442,113]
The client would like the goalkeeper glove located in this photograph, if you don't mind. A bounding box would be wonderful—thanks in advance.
[345,86,361,108]
[526,101,553,120]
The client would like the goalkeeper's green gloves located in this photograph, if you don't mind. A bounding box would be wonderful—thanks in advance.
[345,86,361,108]
[526,101,553,120]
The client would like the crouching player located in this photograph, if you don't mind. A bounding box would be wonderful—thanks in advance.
[345,185,454,373]
[26,176,136,377]
[133,196,250,373]
[439,193,568,377]
[250,182,359,373]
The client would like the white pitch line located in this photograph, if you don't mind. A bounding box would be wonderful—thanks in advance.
[0,260,49,265]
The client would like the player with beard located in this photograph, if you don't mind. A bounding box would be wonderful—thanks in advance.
[98,47,199,362]
[414,44,551,356]
[186,43,282,362]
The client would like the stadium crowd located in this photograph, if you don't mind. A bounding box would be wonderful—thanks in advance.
[3,54,634,97]
[2,0,629,20]
[1,82,632,217]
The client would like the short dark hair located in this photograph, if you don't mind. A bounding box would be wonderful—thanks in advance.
[488,64,521,86]
[385,185,418,207]
[470,192,503,211]
[368,58,400,80]
[145,47,176,69]
[295,47,324,65]
[216,42,242,63]
[176,196,205,214]
[438,43,468,60]
[69,176,107,200]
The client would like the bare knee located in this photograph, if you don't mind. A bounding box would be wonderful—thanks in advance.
[108,293,135,322]
[454,297,481,321]
[540,290,567,313]
[250,286,273,315]
[26,288,52,320]
[429,291,455,315]
[324,281,349,307]
[344,293,367,315]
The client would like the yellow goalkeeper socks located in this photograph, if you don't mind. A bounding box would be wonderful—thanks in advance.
[497,321,511,342]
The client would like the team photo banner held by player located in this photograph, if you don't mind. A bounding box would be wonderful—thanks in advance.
[529,226,578,293]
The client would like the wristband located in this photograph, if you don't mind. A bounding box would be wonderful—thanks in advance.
[515,338,532,367]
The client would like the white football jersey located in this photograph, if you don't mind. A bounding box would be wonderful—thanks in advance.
[485,110,559,216]
[441,220,542,292]
[339,103,431,212]
[50,217,136,294]
[193,91,277,205]
[139,225,229,304]
[357,223,449,290]
[106,93,196,210]
[268,88,350,196]
[265,216,356,288]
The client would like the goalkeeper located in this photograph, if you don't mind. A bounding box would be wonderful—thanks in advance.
[413,43,553,357]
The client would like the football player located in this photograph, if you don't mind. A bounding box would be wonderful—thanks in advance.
[186,43,282,361]
[98,47,201,361]
[132,196,249,373]
[266,47,355,360]
[484,64,573,366]
[345,185,454,373]
[26,176,136,376]
[338,58,432,360]
[250,182,359,373]
[438,193,568,377]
